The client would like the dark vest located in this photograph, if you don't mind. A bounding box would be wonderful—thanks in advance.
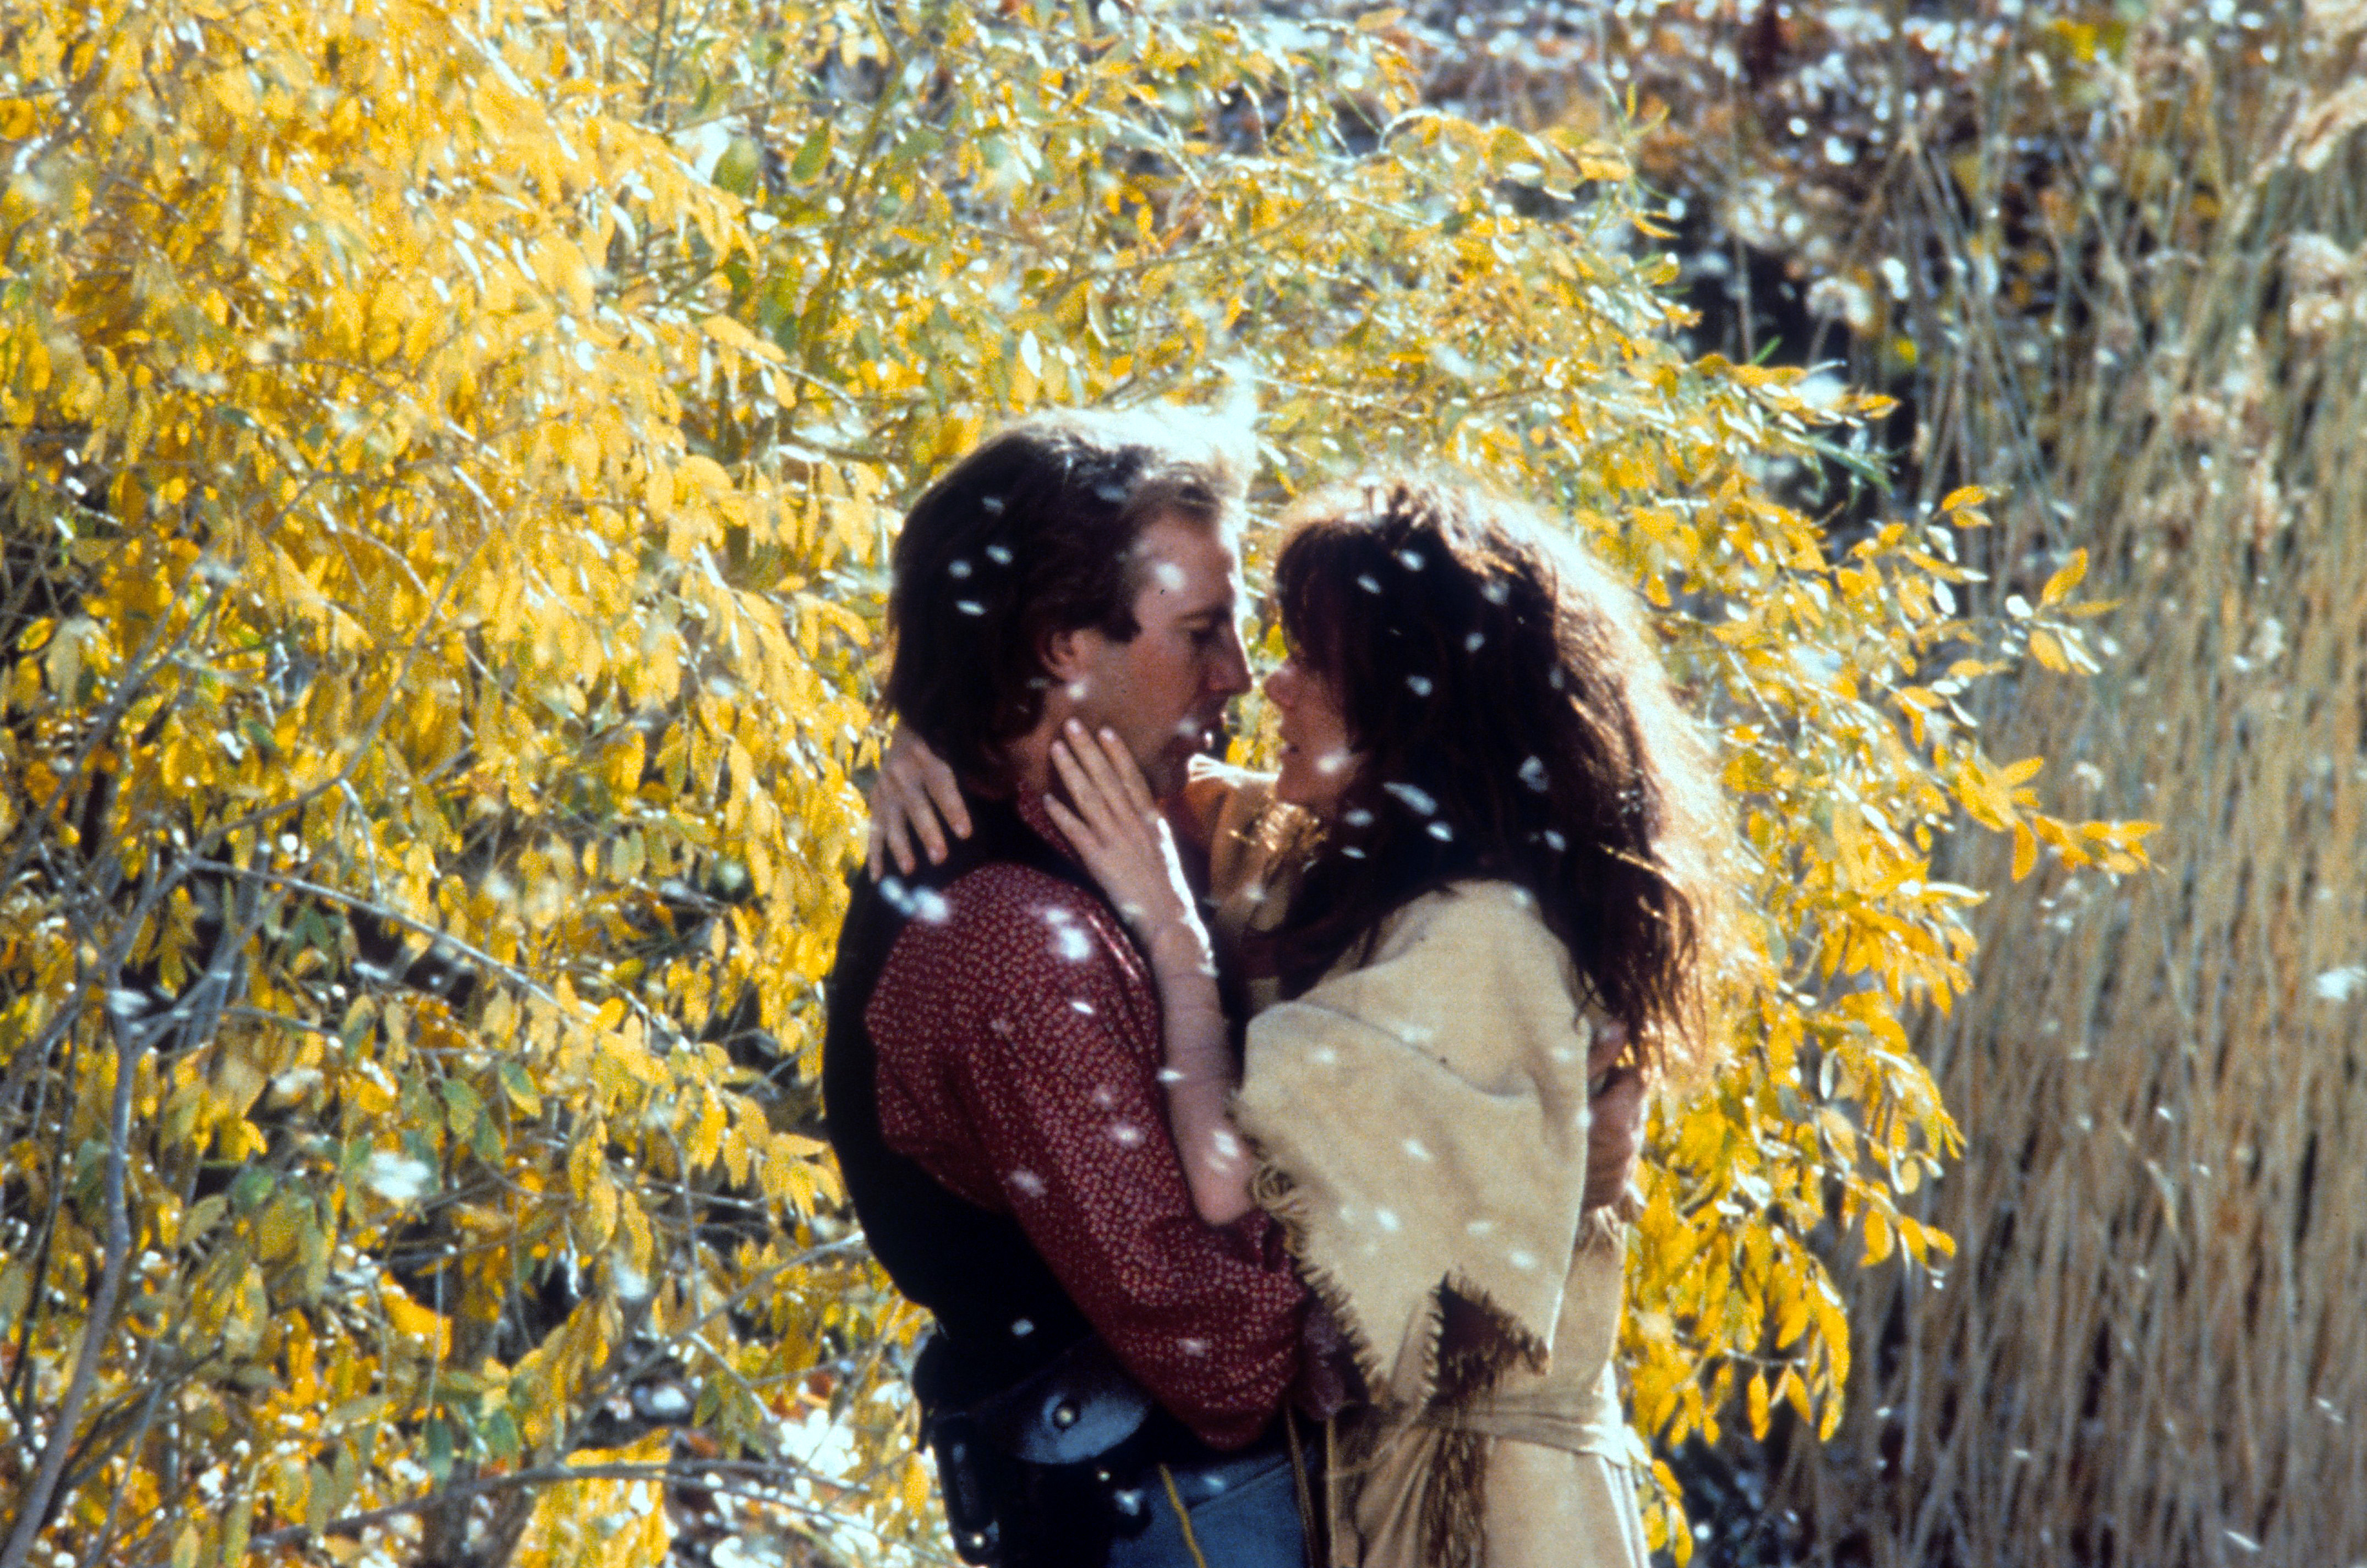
[822,798,1126,1400]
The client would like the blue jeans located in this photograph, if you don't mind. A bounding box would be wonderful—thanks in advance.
[1105,1448,1310,1568]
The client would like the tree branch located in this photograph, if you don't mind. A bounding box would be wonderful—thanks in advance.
[243,1456,848,1552]
[0,1008,149,1568]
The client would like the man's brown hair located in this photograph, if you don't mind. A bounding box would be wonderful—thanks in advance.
[883,408,1250,788]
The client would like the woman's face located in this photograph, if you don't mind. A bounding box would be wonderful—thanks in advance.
[1265,651,1360,816]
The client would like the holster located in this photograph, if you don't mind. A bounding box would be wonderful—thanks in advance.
[926,1404,1007,1564]
[971,1334,1156,1463]
[914,1331,1157,1566]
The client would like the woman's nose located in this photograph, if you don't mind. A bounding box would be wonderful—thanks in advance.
[1264,664,1294,706]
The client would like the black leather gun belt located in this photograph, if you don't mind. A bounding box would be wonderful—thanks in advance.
[914,1330,1304,1567]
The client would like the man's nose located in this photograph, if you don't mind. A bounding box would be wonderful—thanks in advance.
[1209,623,1253,697]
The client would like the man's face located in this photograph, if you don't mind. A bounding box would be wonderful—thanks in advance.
[1049,513,1251,801]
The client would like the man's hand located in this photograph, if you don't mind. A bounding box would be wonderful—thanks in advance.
[1583,1019,1648,1218]
[866,728,972,879]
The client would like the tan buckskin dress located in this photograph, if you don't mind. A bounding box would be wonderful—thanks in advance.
[1186,763,1654,1568]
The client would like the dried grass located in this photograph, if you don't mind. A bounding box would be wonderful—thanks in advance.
[1366,5,2367,1553]
[1776,22,2367,1567]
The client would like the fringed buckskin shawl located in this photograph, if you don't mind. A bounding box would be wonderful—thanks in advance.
[1239,881,1593,1405]
[1185,762,1650,1568]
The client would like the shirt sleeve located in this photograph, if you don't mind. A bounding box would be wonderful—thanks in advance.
[872,871,1307,1450]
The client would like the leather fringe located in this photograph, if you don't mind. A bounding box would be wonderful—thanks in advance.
[1253,1157,1568,1568]
[1419,1425,1491,1568]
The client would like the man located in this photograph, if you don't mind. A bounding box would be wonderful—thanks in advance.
[827,409,1650,1567]
[822,409,1322,1568]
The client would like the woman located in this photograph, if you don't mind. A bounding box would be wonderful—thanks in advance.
[884,474,1731,1566]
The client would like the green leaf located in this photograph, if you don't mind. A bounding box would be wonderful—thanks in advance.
[789,122,832,183]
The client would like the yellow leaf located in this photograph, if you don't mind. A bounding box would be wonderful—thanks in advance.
[619,1191,654,1271]
[2049,17,2102,61]
[2041,548,2089,606]
[1775,1287,1810,1348]
[385,1287,448,1351]
[1746,1370,1771,1439]
[210,67,256,119]
[256,1200,299,1261]
[1939,484,1988,513]
[2011,821,2038,880]
[1487,125,1537,172]
[687,1096,726,1174]
[582,1176,617,1249]
[702,312,784,363]
[2029,628,2070,671]
[1818,1108,1858,1162]
[271,1455,310,1520]
[1997,755,2045,787]
[644,454,674,522]
[1863,1208,1896,1265]
[516,1437,673,1566]
[1954,759,2011,831]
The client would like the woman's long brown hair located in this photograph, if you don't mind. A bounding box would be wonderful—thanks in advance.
[1258,474,1734,1076]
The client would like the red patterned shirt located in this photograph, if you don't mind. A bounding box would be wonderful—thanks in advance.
[866,797,1307,1451]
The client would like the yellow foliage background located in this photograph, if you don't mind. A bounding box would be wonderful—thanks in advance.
[0,2,2143,1564]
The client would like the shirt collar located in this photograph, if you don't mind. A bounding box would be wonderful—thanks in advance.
[1012,784,1079,860]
